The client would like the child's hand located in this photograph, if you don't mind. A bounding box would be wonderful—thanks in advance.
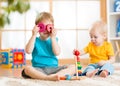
[50,28,57,38]
[73,49,80,56]
[32,25,39,36]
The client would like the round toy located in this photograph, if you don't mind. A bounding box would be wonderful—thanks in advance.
[46,24,53,33]
[38,23,46,32]
[74,50,80,56]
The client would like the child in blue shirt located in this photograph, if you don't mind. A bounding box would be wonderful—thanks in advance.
[22,12,75,81]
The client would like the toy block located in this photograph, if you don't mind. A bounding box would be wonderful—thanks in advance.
[114,0,120,12]
[11,49,26,68]
[0,54,3,64]
[0,48,26,69]
[0,49,13,68]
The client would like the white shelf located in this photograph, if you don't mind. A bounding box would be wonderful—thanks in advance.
[109,12,120,16]
[109,37,120,40]
[107,0,120,58]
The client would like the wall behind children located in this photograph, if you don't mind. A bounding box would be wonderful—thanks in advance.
[0,0,106,60]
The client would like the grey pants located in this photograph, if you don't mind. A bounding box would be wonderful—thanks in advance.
[21,65,68,78]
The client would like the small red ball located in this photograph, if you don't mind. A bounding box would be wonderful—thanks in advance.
[74,50,80,56]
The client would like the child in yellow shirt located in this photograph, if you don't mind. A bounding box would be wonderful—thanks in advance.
[75,20,115,78]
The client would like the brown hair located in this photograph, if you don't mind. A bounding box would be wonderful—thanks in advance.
[35,12,54,25]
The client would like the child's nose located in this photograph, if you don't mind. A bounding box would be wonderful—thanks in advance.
[91,38,95,41]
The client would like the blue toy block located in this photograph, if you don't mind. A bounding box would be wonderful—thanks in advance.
[114,0,120,12]
[116,19,120,37]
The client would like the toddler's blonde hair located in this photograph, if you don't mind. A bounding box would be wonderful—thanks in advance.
[35,12,54,25]
[90,20,108,40]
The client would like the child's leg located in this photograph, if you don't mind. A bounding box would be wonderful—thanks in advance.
[99,70,108,78]
[82,64,99,78]
[55,64,76,76]
[86,69,98,78]
[99,63,114,78]
[23,66,59,81]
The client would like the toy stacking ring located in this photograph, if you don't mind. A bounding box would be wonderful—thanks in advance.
[46,24,53,33]
[38,23,46,32]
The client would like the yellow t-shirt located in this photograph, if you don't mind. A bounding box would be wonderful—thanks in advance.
[84,41,114,64]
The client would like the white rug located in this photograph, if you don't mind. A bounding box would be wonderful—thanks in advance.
[0,70,120,86]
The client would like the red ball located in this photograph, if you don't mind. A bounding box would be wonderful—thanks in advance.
[74,50,80,56]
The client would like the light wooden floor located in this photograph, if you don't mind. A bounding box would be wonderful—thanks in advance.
[0,59,89,78]
[0,60,31,78]
[0,67,23,78]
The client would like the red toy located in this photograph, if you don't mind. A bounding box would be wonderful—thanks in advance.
[38,22,53,33]
[13,52,24,65]
[74,50,80,56]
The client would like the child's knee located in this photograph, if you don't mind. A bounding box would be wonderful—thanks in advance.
[24,66,33,73]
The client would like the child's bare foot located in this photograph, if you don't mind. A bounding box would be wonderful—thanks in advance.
[47,74,59,81]
[100,70,108,78]
[86,69,98,78]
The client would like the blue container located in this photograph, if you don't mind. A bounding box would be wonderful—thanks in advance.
[114,0,120,12]
[116,19,120,37]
